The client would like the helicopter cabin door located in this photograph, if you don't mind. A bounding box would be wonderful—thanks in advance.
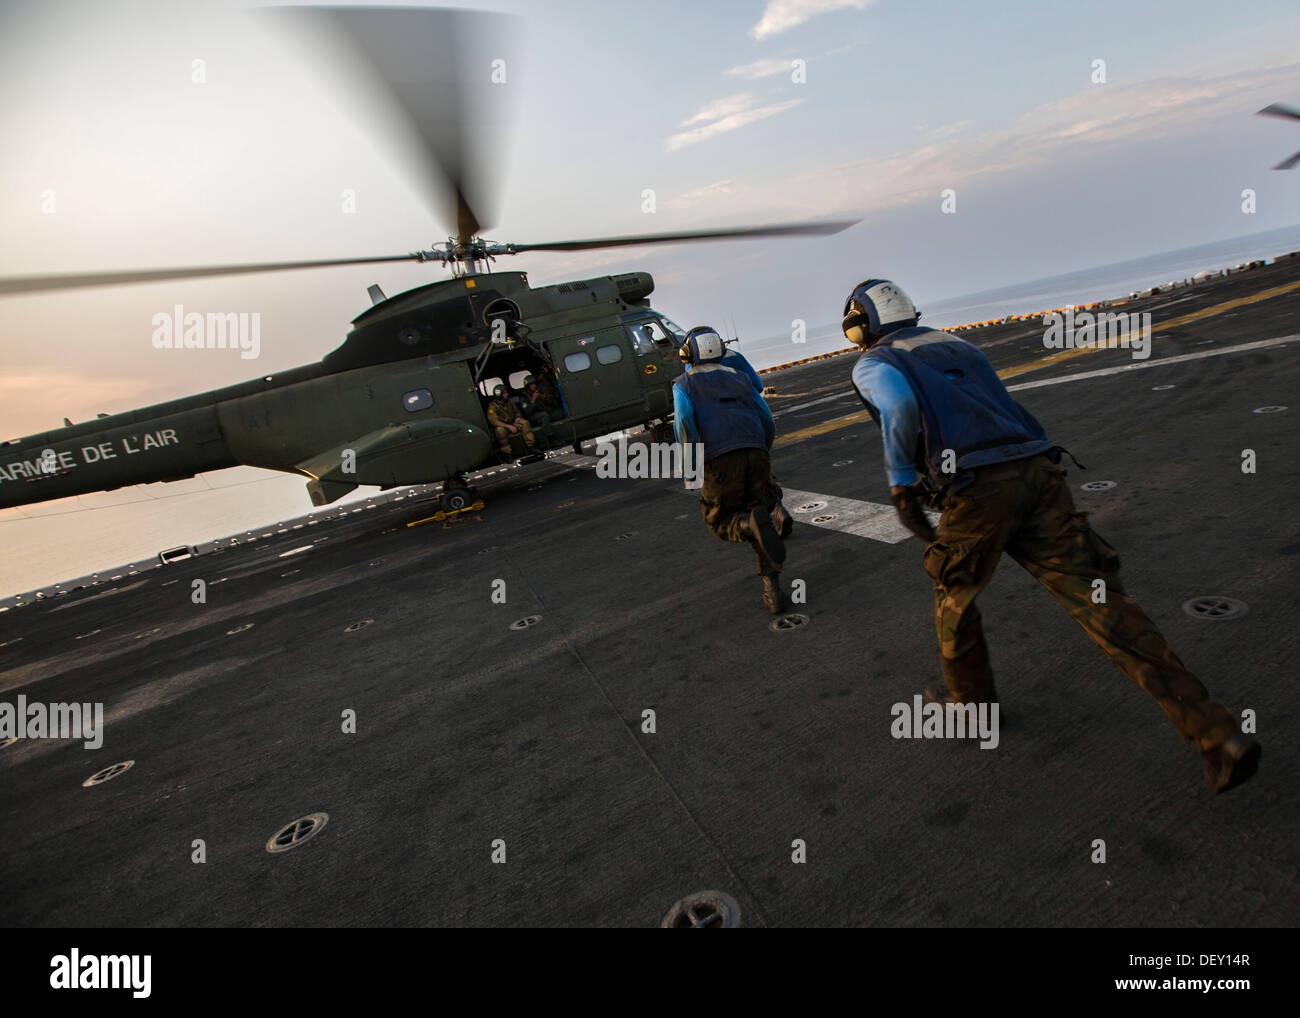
[547,327,642,432]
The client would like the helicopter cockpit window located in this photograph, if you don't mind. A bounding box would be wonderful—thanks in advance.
[563,352,591,373]
[638,320,673,348]
[628,326,656,356]
[402,388,434,413]
[596,344,623,365]
[658,317,687,343]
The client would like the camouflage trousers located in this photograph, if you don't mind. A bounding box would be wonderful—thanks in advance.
[923,453,1237,752]
[699,447,784,573]
[492,420,535,454]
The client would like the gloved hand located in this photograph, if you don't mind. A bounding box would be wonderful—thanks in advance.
[890,483,937,543]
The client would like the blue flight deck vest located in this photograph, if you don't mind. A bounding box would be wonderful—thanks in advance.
[674,363,768,461]
[858,326,1055,491]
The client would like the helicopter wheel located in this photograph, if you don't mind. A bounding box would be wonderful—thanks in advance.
[444,488,472,512]
[652,421,674,443]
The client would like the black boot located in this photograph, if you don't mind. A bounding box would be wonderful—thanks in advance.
[1203,736,1261,794]
[923,680,1004,732]
[923,680,1000,706]
[761,573,787,615]
[738,508,786,573]
[771,500,793,538]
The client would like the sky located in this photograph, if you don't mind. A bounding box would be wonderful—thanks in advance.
[2,0,1300,442]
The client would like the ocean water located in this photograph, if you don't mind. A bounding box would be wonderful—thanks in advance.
[5,224,1300,600]
[0,469,385,602]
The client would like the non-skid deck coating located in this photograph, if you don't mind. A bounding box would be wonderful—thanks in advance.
[2,262,1297,927]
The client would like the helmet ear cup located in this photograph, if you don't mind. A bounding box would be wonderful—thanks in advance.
[842,279,918,343]
[842,308,871,346]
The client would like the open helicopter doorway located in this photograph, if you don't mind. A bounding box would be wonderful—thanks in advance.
[473,346,566,458]
[474,347,555,406]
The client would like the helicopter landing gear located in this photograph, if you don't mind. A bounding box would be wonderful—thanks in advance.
[441,476,475,511]
[652,420,674,444]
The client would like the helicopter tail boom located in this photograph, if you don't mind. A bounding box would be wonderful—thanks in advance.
[0,405,238,510]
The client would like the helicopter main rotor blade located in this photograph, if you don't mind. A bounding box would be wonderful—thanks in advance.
[510,218,860,253]
[1274,150,1300,171]
[265,6,516,243]
[0,254,424,297]
[1257,103,1300,121]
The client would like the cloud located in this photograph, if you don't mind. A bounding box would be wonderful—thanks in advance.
[825,39,865,56]
[678,179,738,200]
[750,0,876,41]
[727,57,796,80]
[665,179,739,211]
[666,93,804,151]
[931,119,975,138]
[681,93,760,126]
[784,60,1300,214]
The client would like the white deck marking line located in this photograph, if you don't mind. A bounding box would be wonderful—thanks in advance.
[1004,335,1296,392]
[777,487,937,545]
[673,482,933,545]
[772,391,857,417]
[563,447,934,546]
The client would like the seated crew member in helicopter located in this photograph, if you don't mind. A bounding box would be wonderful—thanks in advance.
[516,374,557,447]
[486,383,536,457]
[536,363,564,420]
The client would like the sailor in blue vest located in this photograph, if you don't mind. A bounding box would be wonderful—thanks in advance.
[713,342,793,537]
[674,327,790,614]
[844,279,1259,793]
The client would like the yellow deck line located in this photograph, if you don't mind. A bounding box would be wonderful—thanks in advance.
[997,278,1300,379]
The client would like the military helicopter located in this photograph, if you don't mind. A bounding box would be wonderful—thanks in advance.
[0,7,854,513]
